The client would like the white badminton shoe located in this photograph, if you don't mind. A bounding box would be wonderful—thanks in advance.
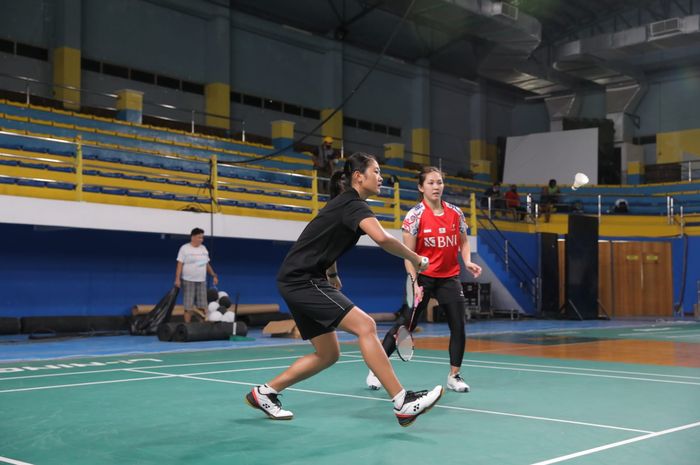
[446,372,470,392]
[366,370,382,390]
[245,386,294,420]
[394,385,443,427]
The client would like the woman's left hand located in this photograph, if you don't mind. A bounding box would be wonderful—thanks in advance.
[466,262,482,278]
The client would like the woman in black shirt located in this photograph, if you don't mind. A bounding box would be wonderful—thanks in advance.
[246,153,443,427]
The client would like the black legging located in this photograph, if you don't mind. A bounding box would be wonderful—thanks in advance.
[381,299,466,368]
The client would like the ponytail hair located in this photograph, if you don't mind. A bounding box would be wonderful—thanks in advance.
[342,152,377,190]
[329,171,346,199]
[416,166,444,201]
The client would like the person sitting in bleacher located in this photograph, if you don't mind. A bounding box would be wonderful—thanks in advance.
[504,184,526,221]
[613,198,629,214]
[540,179,560,223]
[481,181,505,215]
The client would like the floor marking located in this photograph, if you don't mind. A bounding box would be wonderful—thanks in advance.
[618,329,700,337]
[0,456,34,465]
[125,368,653,434]
[420,360,700,386]
[414,355,700,380]
[0,355,307,381]
[0,374,175,394]
[529,421,700,465]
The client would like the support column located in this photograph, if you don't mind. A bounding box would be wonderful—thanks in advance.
[627,161,644,185]
[116,89,143,124]
[384,142,405,167]
[469,88,488,178]
[320,109,343,149]
[205,82,230,129]
[411,128,430,165]
[411,62,430,165]
[205,14,231,130]
[472,159,491,182]
[52,0,81,110]
[468,87,499,180]
[321,41,343,149]
[271,120,295,150]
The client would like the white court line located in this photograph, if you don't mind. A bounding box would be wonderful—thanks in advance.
[618,330,700,337]
[0,355,306,381]
[0,374,175,394]
[0,361,363,394]
[3,350,698,388]
[530,421,700,465]
[414,354,700,380]
[0,456,34,465]
[349,354,700,386]
[126,368,652,434]
[125,359,365,378]
[344,354,700,386]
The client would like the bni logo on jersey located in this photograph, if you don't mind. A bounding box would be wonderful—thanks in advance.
[424,235,458,248]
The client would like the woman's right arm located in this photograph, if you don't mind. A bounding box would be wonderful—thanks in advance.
[359,217,428,271]
[403,232,418,278]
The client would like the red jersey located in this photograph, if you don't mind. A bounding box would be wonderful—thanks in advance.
[402,200,468,278]
[505,190,520,208]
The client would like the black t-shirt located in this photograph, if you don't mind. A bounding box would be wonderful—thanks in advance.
[277,189,376,282]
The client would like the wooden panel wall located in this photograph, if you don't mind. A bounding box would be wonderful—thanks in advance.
[558,240,673,317]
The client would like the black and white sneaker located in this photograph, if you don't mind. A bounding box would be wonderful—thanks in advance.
[393,385,443,427]
[245,386,294,420]
[366,370,382,390]
[446,373,470,392]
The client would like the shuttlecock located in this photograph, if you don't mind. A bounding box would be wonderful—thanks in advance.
[572,172,589,190]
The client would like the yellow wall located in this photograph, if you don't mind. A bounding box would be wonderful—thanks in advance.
[656,128,700,163]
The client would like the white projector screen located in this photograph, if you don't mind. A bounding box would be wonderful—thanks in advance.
[503,128,599,186]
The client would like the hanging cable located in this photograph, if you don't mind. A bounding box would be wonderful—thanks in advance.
[224,0,416,165]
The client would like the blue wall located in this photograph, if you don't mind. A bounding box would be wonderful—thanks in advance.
[0,224,406,317]
[484,230,698,316]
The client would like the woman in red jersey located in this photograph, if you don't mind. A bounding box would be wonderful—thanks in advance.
[367,166,482,392]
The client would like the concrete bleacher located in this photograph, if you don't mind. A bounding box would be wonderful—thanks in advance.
[4,99,699,222]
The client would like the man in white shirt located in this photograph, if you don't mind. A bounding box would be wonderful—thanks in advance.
[174,228,219,322]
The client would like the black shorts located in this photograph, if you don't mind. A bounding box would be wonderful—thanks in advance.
[277,279,355,340]
[417,275,464,305]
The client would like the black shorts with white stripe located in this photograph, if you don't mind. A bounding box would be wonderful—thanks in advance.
[277,279,355,340]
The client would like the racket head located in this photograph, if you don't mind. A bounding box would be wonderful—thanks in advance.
[395,325,414,361]
[405,274,415,310]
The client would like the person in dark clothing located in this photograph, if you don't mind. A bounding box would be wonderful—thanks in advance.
[245,153,443,427]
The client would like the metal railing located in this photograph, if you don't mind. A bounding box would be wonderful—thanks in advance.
[0,129,406,224]
[479,191,700,225]
[473,198,540,312]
